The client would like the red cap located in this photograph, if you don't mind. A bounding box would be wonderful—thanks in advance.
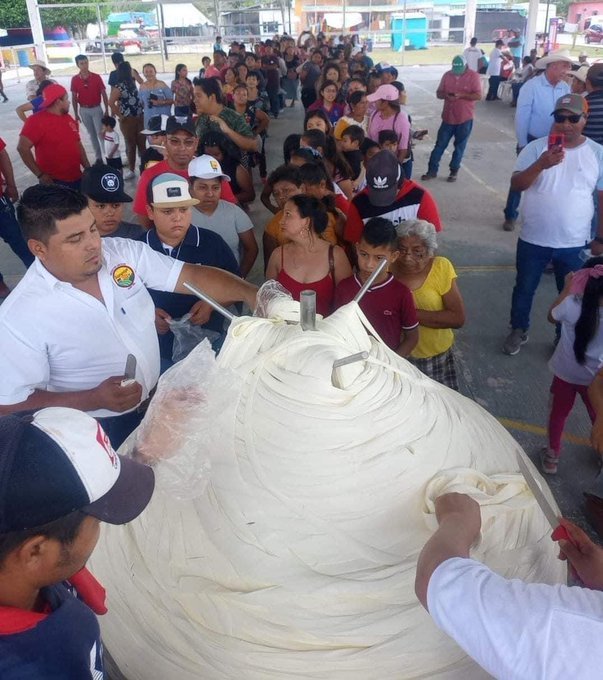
[41,83,68,109]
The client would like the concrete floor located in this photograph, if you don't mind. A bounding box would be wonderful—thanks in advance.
[0,64,598,533]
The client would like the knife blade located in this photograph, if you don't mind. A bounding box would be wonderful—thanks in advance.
[516,452,560,530]
[121,353,137,387]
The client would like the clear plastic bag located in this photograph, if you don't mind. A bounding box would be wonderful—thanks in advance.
[134,339,242,500]
[168,313,220,363]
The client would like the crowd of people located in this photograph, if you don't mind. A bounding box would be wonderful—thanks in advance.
[3,28,603,679]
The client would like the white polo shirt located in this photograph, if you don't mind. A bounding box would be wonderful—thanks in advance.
[427,557,603,679]
[0,238,184,417]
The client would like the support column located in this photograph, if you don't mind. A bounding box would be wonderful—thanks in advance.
[463,0,477,44]
[25,0,47,63]
[525,0,540,57]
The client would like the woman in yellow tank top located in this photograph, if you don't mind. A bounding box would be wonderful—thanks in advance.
[393,219,466,389]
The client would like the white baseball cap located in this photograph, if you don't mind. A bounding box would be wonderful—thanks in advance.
[150,173,199,208]
[0,407,155,531]
[187,154,231,182]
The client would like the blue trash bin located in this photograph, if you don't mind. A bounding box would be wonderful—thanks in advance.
[17,49,31,67]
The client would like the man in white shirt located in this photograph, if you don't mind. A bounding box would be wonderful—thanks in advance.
[0,184,257,446]
[415,492,603,680]
[502,94,603,356]
[504,49,572,230]
[463,37,483,73]
[485,39,504,100]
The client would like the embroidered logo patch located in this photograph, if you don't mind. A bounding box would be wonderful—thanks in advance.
[210,159,219,170]
[167,187,182,197]
[112,264,135,288]
[101,173,119,192]
[372,176,389,189]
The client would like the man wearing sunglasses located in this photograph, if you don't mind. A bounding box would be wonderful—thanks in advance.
[503,93,603,356]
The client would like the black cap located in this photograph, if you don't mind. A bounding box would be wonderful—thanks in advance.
[366,150,402,207]
[141,114,169,135]
[81,164,133,203]
[0,408,154,533]
[165,115,196,136]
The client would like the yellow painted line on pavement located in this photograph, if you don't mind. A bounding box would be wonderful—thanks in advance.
[457,265,515,273]
[498,417,591,447]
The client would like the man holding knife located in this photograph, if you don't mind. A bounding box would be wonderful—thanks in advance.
[416,492,603,678]
[0,184,256,447]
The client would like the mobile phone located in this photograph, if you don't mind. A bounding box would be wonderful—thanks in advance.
[548,133,565,150]
[121,353,137,387]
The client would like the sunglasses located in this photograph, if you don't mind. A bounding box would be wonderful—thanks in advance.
[553,113,582,124]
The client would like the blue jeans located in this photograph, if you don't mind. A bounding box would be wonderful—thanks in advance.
[504,134,537,221]
[510,238,585,330]
[427,119,473,175]
[0,198,34,283]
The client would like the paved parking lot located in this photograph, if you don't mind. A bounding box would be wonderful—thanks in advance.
[0,62,598,534]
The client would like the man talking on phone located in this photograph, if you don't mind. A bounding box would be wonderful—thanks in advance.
[502,94,603,356]
[0,184,257,447]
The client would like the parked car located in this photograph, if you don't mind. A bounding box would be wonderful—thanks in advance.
[585,23,603,43]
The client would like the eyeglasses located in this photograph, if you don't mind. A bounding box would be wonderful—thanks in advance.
[399,248,427,259]
[553,113,582,124]
[167,138,197,148]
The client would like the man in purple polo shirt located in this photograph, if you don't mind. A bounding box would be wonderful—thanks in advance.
[421,55,482,183]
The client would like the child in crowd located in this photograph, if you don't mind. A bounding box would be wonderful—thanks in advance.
[378,129,400,156]
[261,164,304,267]
[339,124,364,182]
[334,217,419,357]
[198,56,211,78]
[300,128,326,157]
[542,258,603,474]
[139,114,167,174]
[100,116,122,170]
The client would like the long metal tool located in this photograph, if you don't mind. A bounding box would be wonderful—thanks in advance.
[353,259,388,304]
[183,281,236,322]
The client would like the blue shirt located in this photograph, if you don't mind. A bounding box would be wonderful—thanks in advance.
[0,583,104,679]
[142,225,240,358]
[515,73,570,147]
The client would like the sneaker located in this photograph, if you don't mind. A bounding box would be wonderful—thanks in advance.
[503,218,516,232]
[421,172,437,181]
[447,171,458,183]
[123,169,136,180]
[502,329,528,355]
[540,447,559,475]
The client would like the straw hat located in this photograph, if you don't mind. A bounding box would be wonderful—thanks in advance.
[29,59,51,75]
[535,49,574,69]
[571,65,590,83]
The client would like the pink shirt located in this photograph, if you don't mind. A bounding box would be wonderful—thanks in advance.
[367,108,410,152]
[436,69,482,125]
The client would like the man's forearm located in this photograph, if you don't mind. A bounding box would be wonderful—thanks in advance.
[0,151,16,187]
[176,264,258,310]
[0,388,100,416]
[17,142,43,179]
[510,159,543,191]
[415,516,475,609]
[222,127,257,152]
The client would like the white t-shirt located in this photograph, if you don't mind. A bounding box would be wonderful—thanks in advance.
[463,46,483,72]
[191,200,254,265]
[515,137,603,248]
[486,48,503,76]
[0,238,184,417]
[549,294,603,384]
[103,130,121,159]
[428,557,603,680]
